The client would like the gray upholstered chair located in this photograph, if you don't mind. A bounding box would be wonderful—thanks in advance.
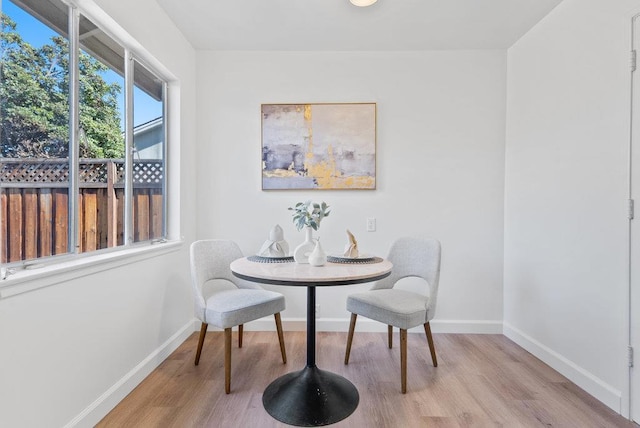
[344,237,441,393]
[190,239,287,394]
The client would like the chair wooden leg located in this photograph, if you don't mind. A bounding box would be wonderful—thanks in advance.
[388,325,393,348]
[224,328,232,394]
[400,329,407,394]
[274,313,287,363]
[238,324,243,348]
[344,313,357,364]
[194,322,208,365]
[424,322,438,367]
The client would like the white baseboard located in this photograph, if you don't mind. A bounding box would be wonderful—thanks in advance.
[503,322,623,415]
[64,318,199,428]
[240,316,503,334]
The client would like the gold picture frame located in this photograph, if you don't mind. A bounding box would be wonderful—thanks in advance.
[261,103,376,190]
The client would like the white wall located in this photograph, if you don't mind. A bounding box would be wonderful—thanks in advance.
[196,50,507,332]
[504,0,637,414]
[0,0,198,427]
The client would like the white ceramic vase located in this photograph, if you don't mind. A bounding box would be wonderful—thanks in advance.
[294,227,315,264]
[309,238,327,267]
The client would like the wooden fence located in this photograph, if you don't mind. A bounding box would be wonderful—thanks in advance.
[0,158,164,263]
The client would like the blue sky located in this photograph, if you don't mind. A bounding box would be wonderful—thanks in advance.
[4,0,162,129]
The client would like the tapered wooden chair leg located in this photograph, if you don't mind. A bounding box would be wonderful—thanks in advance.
[195,322,208,365]
[224,328,232,394]
[424,322,438,367]
[274,313,287,363]
[388,325,393,348]
[400,329,407,393]
[345,313,358,364]
[238,324,243,348]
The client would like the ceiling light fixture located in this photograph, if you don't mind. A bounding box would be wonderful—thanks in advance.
[350,0,377,7]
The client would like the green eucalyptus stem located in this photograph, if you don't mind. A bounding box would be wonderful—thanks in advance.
[288,200,331,231]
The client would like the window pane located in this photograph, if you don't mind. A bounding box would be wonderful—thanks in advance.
[0,0,71,262]
[1,0,169,266]
[77,14,125,253]
[132,60,164,243]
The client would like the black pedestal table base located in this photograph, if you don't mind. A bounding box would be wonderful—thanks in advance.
[262,365,359,426]
[262,285,359,426]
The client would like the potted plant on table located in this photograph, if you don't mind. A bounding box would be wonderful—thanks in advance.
[288,201,330,264]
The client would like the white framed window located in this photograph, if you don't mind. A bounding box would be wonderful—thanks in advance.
[1,0,169,269]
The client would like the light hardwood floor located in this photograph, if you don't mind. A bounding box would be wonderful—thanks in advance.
[98,331,636,427]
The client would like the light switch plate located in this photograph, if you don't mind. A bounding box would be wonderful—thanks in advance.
[366,217,376,232]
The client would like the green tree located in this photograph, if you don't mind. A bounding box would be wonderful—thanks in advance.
[0,14,124,158]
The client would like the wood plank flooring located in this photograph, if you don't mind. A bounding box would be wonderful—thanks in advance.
[97,331,636,427]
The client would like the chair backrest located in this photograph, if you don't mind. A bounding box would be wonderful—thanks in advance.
[371,237,442,320]
[189,239,260,321]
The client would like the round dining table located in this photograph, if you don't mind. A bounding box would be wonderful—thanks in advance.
[230,256,392,427]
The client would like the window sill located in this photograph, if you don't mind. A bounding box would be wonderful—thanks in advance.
[0,240,183,299]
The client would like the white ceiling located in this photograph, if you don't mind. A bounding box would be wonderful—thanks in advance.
[155,0,564,51]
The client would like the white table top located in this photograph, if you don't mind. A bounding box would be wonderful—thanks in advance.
[230,257,393,287]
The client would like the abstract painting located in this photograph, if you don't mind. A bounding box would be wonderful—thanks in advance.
[261,103,376,190]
